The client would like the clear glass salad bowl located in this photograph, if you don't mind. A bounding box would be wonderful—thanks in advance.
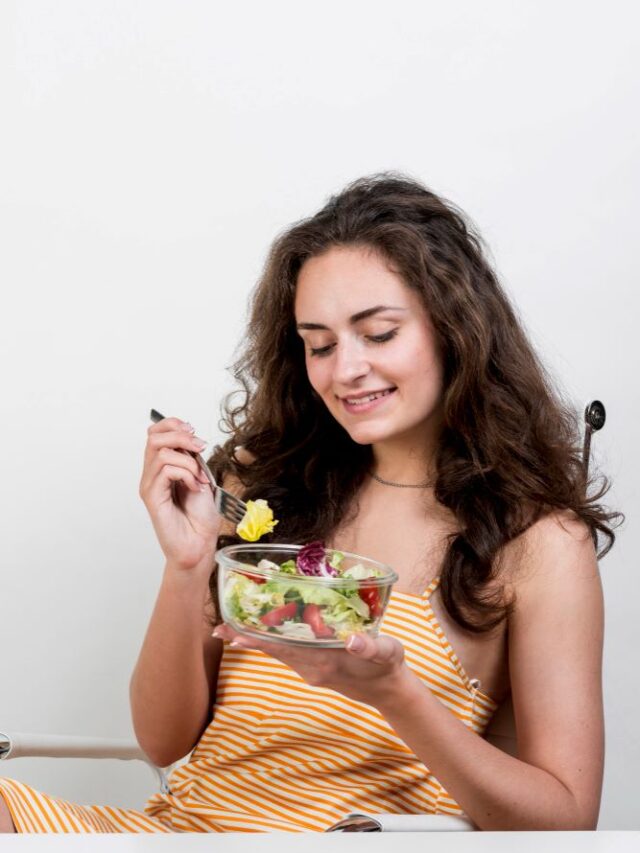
[216,543,398,647]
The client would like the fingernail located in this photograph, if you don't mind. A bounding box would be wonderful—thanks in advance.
[347,635,364,651]
[193,439,207,450]
[181,422,196,433]
[229,641,243,648]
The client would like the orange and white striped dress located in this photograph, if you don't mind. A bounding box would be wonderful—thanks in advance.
[0,577,498,832]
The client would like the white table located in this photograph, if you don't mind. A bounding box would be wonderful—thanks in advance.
[1,833,638,852]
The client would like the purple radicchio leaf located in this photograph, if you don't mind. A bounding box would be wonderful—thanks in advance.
[296,541,337,577]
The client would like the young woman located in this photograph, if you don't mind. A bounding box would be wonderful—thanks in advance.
[0,174,620,832]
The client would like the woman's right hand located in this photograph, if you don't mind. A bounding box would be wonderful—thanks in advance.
[139,417,224,571]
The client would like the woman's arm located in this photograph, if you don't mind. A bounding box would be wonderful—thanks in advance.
[131,462,248,769]
[375,512,604,830]
[130,558,222,768]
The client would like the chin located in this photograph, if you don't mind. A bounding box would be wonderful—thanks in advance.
[339,421,398,445]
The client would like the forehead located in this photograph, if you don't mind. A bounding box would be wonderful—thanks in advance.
[294,245,416,321]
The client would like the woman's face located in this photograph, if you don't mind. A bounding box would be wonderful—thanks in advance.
[294,244,444,447]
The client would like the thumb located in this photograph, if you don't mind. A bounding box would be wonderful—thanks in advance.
[346,633,403,666]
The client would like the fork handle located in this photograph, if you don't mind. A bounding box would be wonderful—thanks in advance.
[149,408,218,492]
[150,408,166,424]
[192,451,218,492]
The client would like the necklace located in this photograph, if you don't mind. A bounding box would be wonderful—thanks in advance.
[369,471,434,489]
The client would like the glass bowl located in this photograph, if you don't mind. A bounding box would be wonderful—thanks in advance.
[216,543,398,647]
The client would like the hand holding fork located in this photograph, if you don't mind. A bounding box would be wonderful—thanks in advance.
[149,410,247,525]
[139,410,247,574]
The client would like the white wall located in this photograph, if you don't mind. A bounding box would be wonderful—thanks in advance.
[1,0,638,830]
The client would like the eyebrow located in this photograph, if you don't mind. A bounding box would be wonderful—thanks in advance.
[296,304,406,331]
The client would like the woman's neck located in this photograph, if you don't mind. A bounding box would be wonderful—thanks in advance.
[371,438,437,486]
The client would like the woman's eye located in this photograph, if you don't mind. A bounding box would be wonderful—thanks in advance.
[309,344,335,357]
[368,329,398,344]
[309,329,399,357]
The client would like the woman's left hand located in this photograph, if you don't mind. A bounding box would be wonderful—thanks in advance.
[212,624,410,708]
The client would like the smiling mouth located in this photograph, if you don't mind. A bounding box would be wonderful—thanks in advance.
[342,388,396,406]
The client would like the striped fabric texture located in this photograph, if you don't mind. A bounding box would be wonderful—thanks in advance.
[0,577,498,833]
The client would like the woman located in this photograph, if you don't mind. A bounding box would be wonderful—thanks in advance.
[0,173,620,832]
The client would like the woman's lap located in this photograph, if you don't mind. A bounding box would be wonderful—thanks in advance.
[0,776,171,833]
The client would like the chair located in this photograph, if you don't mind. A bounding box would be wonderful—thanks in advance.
[0,401,606,832]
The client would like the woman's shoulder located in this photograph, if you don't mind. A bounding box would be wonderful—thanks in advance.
[512,509,592,551]
[500,510,599,608]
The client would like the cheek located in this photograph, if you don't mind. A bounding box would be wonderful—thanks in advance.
[395,341,443,396]
[305,358,330,395]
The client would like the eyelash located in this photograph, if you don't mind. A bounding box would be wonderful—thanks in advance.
[309,328,399,357]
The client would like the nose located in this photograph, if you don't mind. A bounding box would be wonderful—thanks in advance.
[332,337,370,387]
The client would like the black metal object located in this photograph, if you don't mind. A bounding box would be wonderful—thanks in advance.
[583,400,606,476]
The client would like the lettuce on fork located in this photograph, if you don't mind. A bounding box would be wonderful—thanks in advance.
[236,499,279,542]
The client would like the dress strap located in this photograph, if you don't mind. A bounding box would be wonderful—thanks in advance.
[423,575,441,598]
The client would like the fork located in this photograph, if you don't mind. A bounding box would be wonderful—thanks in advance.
[149,408,247,526]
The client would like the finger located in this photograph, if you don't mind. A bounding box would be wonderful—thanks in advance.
[148,416,195,435]
[145,430,209,469]
[211,625,266,652]
[146,447,207,485]
[211,624,238,642]
[147,464,205,503]
[345,633,402,666]
[218,631,287,660]
[141,446,211,501]
[228,634,271,653]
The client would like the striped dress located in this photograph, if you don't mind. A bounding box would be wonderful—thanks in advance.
[0,577,498,832]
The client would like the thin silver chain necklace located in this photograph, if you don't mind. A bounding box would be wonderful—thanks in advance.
[369,471,434,489]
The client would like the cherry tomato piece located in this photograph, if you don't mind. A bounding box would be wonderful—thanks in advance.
[260,602,299,626]
[359,585,382,618]
[302,603,335,638]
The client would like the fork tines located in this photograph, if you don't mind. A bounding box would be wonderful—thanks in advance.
[217,490,247,526]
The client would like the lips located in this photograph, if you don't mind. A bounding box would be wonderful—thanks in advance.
[340,387,396,404]
[340,387,397,414]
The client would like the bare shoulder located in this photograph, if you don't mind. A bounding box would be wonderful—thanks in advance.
[522,509,595,557]
[499,510,599,603]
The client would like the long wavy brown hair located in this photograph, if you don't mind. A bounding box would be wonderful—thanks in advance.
[206,172,621,632]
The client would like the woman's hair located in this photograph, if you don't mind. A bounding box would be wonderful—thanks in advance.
[207,172,621,631]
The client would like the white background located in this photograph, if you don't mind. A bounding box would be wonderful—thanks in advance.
[1,0,638,831]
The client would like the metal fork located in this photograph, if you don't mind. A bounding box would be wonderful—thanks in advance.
[149,409,247,526]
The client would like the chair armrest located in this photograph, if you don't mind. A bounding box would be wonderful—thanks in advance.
[374,813,475,831]
[0,730,146,762]
[327,812,475,831]
[0,730,172,794]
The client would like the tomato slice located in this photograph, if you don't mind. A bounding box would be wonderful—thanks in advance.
[359,585,382,618]
[244,572,267,585]
[302,603,335,638]
[260,601,299,626]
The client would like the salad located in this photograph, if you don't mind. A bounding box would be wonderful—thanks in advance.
[222,541,388,643]
[236,499,278,541]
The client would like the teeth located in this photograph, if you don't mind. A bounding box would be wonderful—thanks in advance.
[346,389,393,405]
